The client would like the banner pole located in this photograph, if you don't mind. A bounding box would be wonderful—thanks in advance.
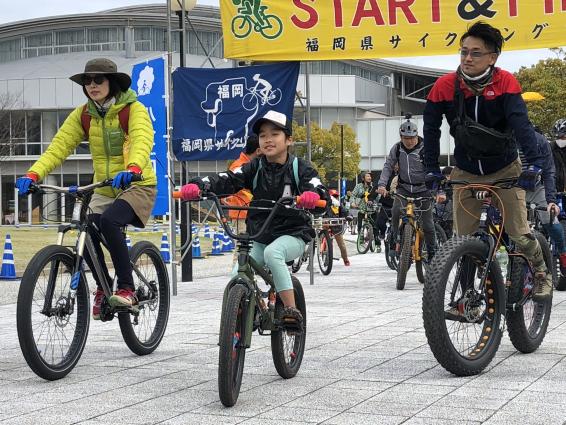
[305,62,312,163]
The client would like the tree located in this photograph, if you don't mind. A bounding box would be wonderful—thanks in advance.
[292,121,361,184]
[0,93,25,161]
[515,57,566,136]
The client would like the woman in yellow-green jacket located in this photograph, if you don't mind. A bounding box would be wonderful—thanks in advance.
[15,58,157,319]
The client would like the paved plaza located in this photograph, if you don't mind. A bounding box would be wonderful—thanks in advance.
[2,238,566,424]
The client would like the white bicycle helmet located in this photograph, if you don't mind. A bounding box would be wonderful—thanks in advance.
[400,113,418,137]
[552,118,566,139]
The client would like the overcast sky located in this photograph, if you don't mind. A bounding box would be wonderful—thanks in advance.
[2,0,562,72]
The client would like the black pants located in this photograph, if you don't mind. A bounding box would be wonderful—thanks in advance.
[376,208,390,239]
[83,199,137,290]
[358,210,380,244]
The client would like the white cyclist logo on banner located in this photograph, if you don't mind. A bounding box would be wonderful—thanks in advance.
[198,73,282,152]
[137,65,155,96]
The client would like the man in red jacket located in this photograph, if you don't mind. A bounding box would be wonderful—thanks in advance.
[423,21,551,301]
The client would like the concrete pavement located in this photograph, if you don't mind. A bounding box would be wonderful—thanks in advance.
[2,243,566,424]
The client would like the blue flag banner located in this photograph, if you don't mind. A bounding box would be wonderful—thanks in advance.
[131,56,169,216]
[172,62,300,161]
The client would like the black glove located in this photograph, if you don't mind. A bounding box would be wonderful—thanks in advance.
[425,172,443,191]
[517,165,541,192]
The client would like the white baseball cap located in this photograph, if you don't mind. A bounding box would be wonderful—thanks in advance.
[252,110,292,136]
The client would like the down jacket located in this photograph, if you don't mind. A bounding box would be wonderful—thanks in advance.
[28,89,156,197]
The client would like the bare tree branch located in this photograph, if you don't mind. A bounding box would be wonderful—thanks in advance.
[0,93,25,161]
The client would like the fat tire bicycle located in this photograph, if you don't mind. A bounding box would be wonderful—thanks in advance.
[423,178,553,376]
[356,203,380,254]
[17,180,170,380]
[392,193,447,290]
[174,190,325,407]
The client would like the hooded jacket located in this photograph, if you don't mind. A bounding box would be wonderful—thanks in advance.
[423,68,543,176]
[379,138,428,195]
[28,89,156,197]
[194,154,328,245]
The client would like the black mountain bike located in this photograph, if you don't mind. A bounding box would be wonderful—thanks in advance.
[17,180,170,380]
[175,190,325,407]
[423,178,553,376]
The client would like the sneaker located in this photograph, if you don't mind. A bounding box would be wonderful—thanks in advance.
[375,244,382,253]
[560,253,566,276]
[532,271,553,302]
[108,288,138,309]
[343,258,351,266]
[280,306,304,333]
[92,289,105,320]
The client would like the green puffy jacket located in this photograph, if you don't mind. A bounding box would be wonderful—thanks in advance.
[29,89,157,198]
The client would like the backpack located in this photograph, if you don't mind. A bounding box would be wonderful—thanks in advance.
[252,156,300,192]
[80,104,130,138]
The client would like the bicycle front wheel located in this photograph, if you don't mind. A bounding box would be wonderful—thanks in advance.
[423,236,505,376]
[119,241,170,356]
[271,276,307,378]
[356,223,372,254]
[317,230,333,275]
[396,224,413,290]
[17,245,90,380]
[218,284,248,407]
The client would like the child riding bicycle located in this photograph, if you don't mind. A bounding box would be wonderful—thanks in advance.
[180,110,328,328]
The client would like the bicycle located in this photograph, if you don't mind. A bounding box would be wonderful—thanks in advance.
[231,4,283,39]
[290,217,342,276]
[393,193,447,290]
[423,178,553,376]
[356,202,380,254]
[17,180,170,380]
[174,190,325,407]
[526,202,565,291]
[242,81,282,111]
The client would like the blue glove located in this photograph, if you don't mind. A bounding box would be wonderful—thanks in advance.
[15,177,34,196]
[517,165,541,192]
[425,172,443,191]
[112,171,135,190]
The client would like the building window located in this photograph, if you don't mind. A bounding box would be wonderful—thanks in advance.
[0,38,21,63]
[24,32,53,58]
[87,28,124,51]
[55,29,86,54]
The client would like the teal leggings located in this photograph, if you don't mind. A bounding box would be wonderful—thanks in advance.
[232,235,306,292]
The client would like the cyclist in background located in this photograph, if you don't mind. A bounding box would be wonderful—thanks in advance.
[378,116,437,261]
[351,172,381,251]
[328,189,351,266]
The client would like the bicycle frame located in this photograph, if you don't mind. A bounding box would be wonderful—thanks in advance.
[394,193,431,263]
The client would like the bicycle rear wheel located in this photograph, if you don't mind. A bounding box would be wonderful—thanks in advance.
[218,284,248,407]
[423,236,505,376]
[119,241,170,356]
[271,276,307,378]
[416,223,448,283]
[384,230,398,271]
[17,245,90,380]
[396,224,413,290]
[507,232,552,353]
[317,230,333,275]
[356,223,372,254]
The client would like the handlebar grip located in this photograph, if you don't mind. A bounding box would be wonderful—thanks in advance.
[294,196,327,208]
[172,190,201,200]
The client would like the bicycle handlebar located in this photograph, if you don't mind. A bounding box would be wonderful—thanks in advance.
[29,179,114,194]
[392,192,433,202]
[172,191,326,241]
[444,177,518,188]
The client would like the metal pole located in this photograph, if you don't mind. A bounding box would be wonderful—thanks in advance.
[305,62,312,163]
[340,124,344,197]
[166,0,178,295]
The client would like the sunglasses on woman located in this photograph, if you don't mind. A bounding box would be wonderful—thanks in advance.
[83,75,107,86]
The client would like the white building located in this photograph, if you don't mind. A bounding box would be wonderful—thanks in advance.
[0,4,453,225]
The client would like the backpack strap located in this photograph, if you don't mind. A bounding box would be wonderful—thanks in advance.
[80,105,91,138]
[80,104,130,139]
[252,159,263,191]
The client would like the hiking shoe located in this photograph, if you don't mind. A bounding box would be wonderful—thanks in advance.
[375,244,382,253]
[92,289,105,320]
[108,288,138,309]
[532,271,553,302]
[280,306,304,333]
[560,253,566,276]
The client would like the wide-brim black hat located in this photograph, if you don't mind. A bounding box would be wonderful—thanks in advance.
[70,58,131,91]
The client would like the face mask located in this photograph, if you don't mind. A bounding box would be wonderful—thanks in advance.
[557,139,566,148]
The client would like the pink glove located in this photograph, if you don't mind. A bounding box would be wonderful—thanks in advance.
[180,183,200,201]
[297,191,320,209]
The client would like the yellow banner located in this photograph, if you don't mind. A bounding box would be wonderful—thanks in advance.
[220,0,566,60]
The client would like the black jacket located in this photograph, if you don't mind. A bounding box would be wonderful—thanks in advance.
[551,142,566,195]
[193,154,328,245]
